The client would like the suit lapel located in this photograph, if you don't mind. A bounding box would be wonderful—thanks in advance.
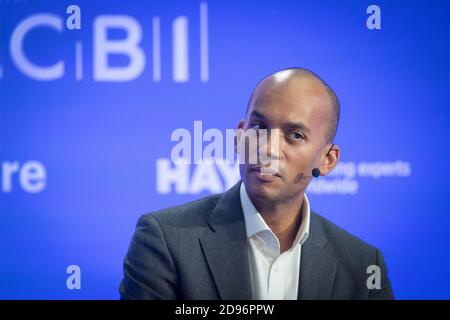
[199,182,338,300]
[298,212,337,300]
[199,182,253,300]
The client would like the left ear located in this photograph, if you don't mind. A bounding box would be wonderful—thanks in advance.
[318,143,340,176]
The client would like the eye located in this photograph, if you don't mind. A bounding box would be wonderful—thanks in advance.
[288,131,305,141]
[249,122,267,130]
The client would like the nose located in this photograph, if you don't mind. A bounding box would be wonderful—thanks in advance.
[258,129,280,168]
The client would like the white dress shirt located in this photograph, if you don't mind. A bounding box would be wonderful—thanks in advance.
[240,183,310,300]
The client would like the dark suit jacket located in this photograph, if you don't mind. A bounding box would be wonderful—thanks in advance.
[119,181,394,300]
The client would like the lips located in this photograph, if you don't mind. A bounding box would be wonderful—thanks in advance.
[249,165,281,177]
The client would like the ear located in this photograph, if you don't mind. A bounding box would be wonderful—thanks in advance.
[319,143,340,176]
[235,119,245,154]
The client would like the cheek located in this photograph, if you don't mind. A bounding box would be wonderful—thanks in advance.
[284,149,315,179]
[285,145,315,166]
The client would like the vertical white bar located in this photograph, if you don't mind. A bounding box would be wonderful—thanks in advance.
[75,41,83,81]
[152,16,161,82]
[200,2,209,82]
[172,16,189,82]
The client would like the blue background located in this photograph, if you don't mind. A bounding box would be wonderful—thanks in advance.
[1,0,449,299]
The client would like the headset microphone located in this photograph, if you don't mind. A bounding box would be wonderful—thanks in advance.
[312,168,321,178]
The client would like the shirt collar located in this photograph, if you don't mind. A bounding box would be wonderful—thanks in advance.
[239,182,310,246]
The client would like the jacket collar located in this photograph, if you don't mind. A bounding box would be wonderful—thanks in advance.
[200,181,337,300]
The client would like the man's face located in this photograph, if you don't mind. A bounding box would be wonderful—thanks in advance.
[238,76,333,204]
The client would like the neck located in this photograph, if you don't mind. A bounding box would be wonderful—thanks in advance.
[251,193,304,253]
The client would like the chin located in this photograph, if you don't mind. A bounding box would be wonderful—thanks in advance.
[244,177,283,202]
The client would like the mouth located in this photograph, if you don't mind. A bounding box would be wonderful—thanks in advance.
[249,166,281,178]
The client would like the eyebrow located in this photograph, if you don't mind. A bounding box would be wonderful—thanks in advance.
[248,110,266,120]
[248,110,312,134]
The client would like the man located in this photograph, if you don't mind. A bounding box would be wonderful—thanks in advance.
[119,67,394,300]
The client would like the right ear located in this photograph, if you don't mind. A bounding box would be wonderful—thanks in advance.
[235,119,245,154]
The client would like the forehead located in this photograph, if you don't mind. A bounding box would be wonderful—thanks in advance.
[248,76,332,133]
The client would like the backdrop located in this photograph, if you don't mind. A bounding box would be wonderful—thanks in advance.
[1,0,449,299]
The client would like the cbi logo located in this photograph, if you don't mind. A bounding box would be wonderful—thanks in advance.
[0,2,209,82]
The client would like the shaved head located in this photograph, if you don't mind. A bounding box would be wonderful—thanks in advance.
[246,67,340,143]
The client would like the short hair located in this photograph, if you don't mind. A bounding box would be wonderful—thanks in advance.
[246,67,340,143]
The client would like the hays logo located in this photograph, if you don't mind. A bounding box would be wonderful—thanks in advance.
[0,2,209,82]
